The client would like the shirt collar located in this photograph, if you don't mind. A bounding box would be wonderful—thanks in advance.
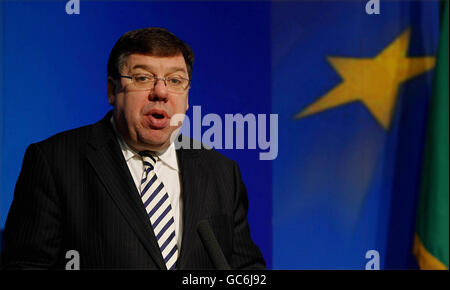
[110,116,179,172]
[155,142,179,172]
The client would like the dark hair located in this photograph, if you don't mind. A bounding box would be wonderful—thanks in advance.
[107,27,194,80]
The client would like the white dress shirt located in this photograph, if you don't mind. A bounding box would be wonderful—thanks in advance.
[110,117,183,250]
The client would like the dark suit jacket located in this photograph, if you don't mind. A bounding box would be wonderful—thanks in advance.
[1,112,265,270]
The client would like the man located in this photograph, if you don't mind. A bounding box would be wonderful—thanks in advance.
[1,28,265,270]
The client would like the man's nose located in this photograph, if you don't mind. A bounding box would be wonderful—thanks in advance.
[149,79,168,102]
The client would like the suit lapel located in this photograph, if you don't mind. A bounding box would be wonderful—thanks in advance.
[176,145,209,268]
[85,114,166,269]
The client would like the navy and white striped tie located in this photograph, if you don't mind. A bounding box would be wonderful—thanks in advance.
[139,151,178,270]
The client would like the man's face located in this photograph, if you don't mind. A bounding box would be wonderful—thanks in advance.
[107,53,189,152]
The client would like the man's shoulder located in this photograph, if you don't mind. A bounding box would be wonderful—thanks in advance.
[32,114,112,155]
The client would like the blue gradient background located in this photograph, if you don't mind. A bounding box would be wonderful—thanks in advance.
[0,0,441,269]
[0,0,272,267]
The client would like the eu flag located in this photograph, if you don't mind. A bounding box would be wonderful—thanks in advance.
[272,0,440,269]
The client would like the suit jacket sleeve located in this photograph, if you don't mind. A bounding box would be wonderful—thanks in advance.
[2,143,63,269]
[230,161,266,269]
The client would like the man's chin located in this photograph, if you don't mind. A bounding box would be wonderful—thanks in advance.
[137,136,171,152]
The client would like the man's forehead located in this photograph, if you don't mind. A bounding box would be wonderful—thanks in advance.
[124,53,187,73]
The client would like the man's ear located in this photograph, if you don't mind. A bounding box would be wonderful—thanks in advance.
[107,77,118,105]
[185,93,189,111]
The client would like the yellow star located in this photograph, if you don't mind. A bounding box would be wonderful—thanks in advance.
[295,29,436,129]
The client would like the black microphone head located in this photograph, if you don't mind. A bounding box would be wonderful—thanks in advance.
[197,220,231,270]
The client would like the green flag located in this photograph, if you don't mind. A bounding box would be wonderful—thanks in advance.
[413,0,449,270]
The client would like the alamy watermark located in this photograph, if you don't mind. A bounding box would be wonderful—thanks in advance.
[366,0,380,15]
[66,0,80,15]
[65,250,80,270]
[170,106,278,161]
[365,250,380,270]
[66,1,379,16]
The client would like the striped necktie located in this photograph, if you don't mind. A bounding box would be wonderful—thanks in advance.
[139,151,178,270]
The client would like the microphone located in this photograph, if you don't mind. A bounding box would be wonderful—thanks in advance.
[197,220,231,270]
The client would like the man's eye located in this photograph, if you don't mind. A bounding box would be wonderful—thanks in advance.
[168,78,182,85]
[135,75,151,82]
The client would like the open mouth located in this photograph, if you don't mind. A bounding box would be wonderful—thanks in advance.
[145,109,170,129]
[152,113,165,119]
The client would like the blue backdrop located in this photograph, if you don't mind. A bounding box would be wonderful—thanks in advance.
[0,0,441,269]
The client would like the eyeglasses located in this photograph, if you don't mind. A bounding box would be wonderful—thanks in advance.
[119,74,190,93]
